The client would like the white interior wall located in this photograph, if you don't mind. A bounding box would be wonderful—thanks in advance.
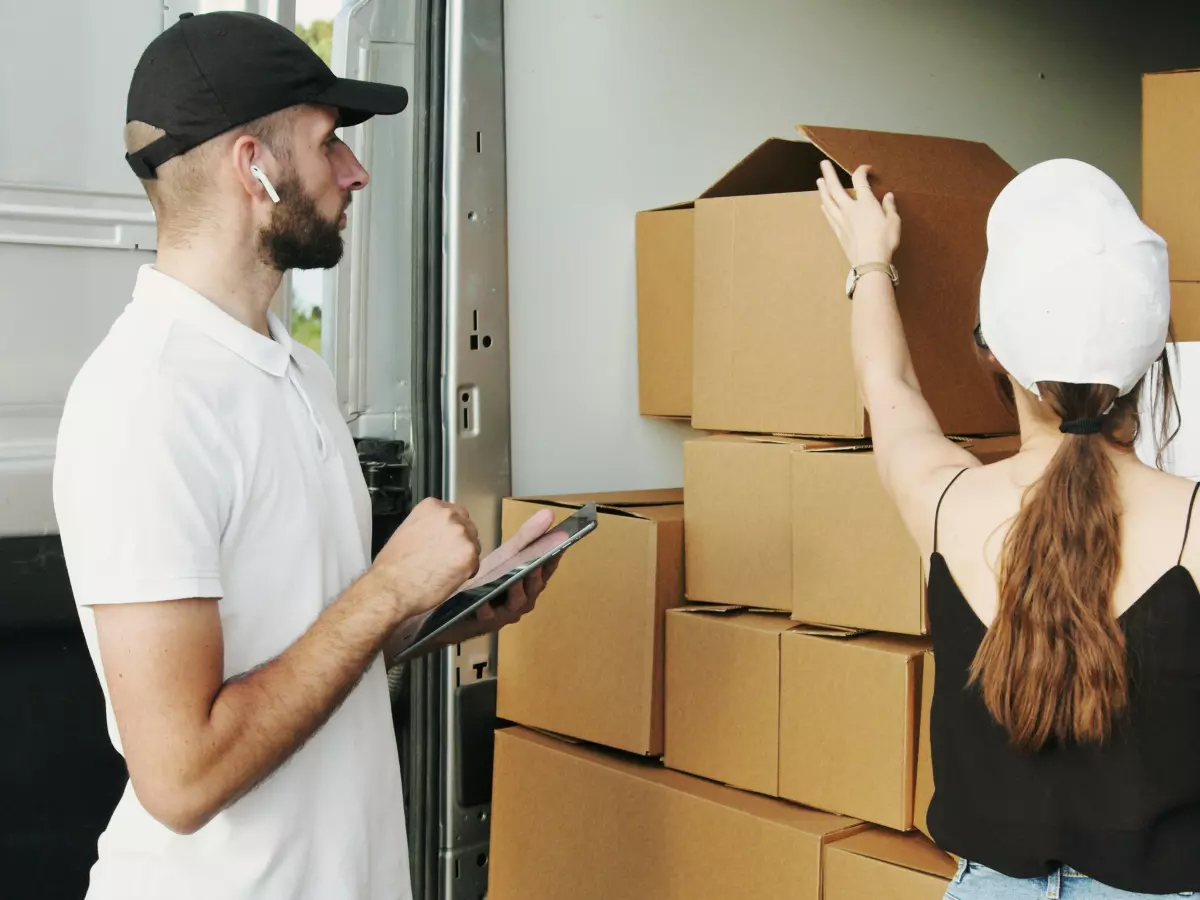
[503,0,1200,496]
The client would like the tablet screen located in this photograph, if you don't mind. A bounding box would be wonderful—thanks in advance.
[391,503,598,661]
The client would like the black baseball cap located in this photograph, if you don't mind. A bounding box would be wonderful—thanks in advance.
[125,11,409,179]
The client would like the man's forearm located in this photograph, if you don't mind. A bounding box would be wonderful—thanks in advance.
[169,572,405,831]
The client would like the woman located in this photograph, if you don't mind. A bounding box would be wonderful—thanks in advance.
[817,156,1199,899]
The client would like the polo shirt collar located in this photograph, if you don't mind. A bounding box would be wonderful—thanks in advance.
[133,265,295,377]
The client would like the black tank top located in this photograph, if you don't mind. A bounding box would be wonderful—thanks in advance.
[927,471,1200,894]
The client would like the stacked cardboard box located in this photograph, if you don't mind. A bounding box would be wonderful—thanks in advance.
[648,126,1021,890]
[496,489,684,757]
[492,126,1021,895]
[1143,69,1200,339]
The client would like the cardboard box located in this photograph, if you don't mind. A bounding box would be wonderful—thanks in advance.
[686,434,1019,630]
[637,208,694,417]
[692,125,1018,438]
[637,140,834,418]
[914,650,935,840]
[684,435,797,611]
[664,607,795,795]
[497,489,684,756]
[1173,282,1200,342]
[779,631,930,830]
[1143,70,1200,283]
[825,828,957,900]
[792,443,924,633]
[489,726,864,900]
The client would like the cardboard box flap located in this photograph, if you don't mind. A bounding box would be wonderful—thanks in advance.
[697,137,849,201]
[520,488,683,508]
[846,633,932,659]
[516,489,684,522]
[675,604,744,616]
[797,125,1016,201]
[788,624,866,639]
[829,828,957,880]
[670,608,794,633]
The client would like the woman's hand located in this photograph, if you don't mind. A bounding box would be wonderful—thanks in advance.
[816,160,901,268]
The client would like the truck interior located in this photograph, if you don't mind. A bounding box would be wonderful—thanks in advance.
[2,0,1198,898]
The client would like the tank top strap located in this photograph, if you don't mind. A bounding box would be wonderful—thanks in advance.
[934,468,971,554]
[1178,481,1200,566]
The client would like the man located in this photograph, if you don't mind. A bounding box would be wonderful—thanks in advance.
[52,12,555,900]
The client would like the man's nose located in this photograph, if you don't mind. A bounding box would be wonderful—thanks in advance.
[336,144,370,191]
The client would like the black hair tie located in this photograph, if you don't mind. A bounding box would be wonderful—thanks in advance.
[1060,417,1104,435]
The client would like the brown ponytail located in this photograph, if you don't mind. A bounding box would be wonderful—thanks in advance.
[970,351,1180,752]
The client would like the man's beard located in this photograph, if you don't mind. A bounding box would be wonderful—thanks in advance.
[257,174,348,272]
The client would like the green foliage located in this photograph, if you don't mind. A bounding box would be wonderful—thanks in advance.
[291,307,322,354]
[296,20,334,67]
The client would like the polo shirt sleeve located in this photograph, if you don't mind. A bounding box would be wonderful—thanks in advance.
[55,378,231,607]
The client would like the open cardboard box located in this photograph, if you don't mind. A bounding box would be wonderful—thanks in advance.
[824,827,957,900]
[636,131,862,419]
[489,726,865,900]
[692,125,1019,439]
[684,434,1020,629]
[497,489,684,756]
[1144,69,1200,285]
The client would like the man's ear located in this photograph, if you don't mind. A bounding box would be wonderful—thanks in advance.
[230,134,274,203]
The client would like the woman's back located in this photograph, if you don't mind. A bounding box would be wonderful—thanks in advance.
[926,453,1200,893]
[931,452,1200,625]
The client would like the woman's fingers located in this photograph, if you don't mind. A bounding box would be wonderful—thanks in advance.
[820,160,854,207]
[883,191,898,220]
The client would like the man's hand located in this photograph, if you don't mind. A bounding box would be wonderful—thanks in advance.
[426,508,565,647]
[369,497,481,619]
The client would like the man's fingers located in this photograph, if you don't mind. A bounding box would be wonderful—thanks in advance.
[524,568,545,602]
[475,601,495,622]
[505,579,529,613]
[482,509,555,570]
[544,555,561,580]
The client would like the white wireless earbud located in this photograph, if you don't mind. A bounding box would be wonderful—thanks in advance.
[249,164,280,204]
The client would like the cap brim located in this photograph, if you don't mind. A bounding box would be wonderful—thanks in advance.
[314,78,409,127]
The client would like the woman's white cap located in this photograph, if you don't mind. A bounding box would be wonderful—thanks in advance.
[979,158,1170,397]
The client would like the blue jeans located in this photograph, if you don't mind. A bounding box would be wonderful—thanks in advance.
[945,859,1197,899]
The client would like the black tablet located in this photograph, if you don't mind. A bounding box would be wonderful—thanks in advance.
[390,503,598,662]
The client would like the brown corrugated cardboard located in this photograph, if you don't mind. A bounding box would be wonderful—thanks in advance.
[780,631,930,829]
[686,435,1015,629]
[914,650,936,840]
[489,726,864,900]
[825,828,957,900]
[636,139,841,420]
[497,489,684,756]
[1143,70,1200,282]
[684,435,798,611]
[1172,282,1200,342]
[792,444,924,634]
[637,208,694,417]
[692,126,1018,438]
[664,607,793,796]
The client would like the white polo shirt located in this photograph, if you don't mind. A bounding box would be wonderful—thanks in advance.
[53,266,411,900]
